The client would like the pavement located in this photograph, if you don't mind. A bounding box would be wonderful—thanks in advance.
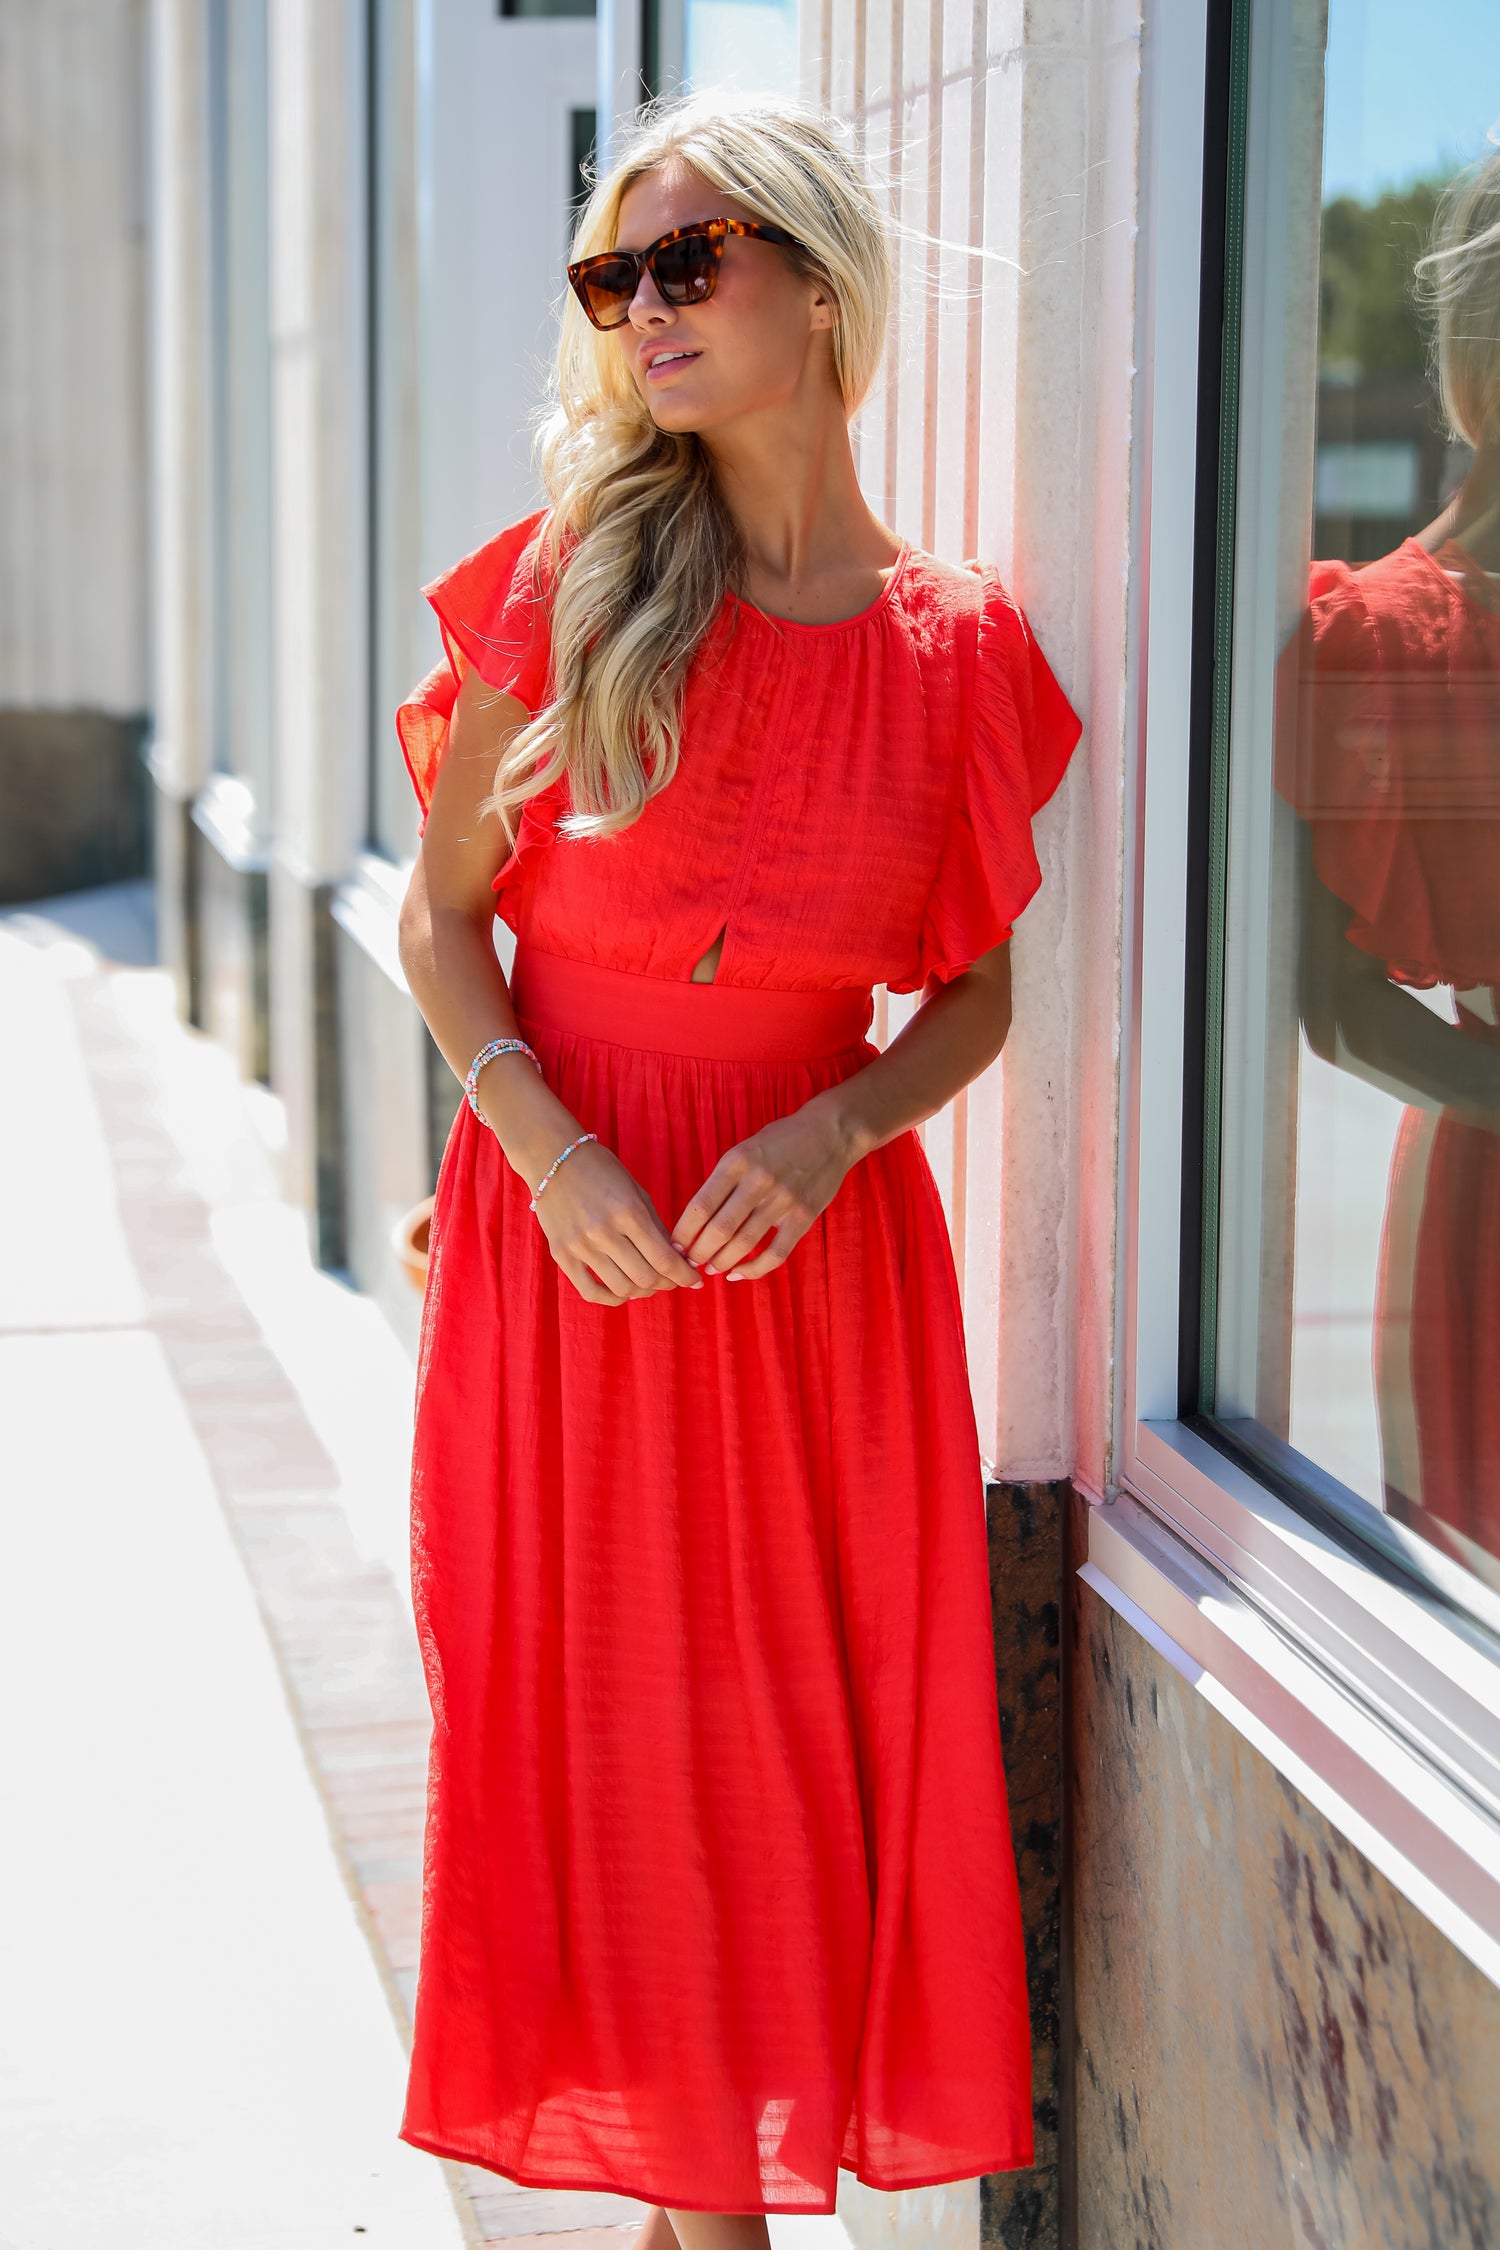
[0,882,850,2250]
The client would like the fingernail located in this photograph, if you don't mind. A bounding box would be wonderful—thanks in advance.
[726,1270,745,1281]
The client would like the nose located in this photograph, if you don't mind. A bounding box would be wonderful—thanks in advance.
[627,260,676,327]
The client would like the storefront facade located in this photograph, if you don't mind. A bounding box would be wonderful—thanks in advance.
[132,0,1500,2242]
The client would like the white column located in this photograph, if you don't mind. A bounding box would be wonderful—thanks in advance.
[267,0,369,1230]
[996,0,1141,1498]
[148,0,215,800]
[818,0,1141,1496]
[597,0,643,166]
[268,0,368,891]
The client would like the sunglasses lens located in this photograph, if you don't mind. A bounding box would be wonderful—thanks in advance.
[652,230,718,305]
[578,257,637,326]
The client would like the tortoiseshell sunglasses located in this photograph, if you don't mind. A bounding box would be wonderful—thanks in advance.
[566,217,805,331]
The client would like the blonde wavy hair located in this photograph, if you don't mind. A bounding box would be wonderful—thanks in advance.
[1414,142,1500,451]
[481,90,894,850]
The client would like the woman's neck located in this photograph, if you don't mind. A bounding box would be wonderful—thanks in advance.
[702,399,898,589]
[1415,435,1500,570]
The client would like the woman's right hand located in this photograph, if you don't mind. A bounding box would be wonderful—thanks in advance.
[397,666,703,1303]
[526,1132,705,1306]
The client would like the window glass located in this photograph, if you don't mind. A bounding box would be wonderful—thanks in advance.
[1209,0,1500,1614]
[684,0,798,96]
[570,106,597,229]
[499,0,596,18]
[647,0,800,100]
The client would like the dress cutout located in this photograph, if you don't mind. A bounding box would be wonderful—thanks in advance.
[395,506,1083,2214]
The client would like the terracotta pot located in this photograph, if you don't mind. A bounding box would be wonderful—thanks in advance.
[393,1195,435,1293]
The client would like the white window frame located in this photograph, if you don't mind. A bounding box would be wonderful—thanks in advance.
[1100,0,1500,1989]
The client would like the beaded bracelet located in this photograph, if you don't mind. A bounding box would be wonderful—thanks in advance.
[465,1035,542,1120]
[529,1132,598,1211]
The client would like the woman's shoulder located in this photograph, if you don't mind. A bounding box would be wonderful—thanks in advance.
[897,543,986,619]
[422,504,555,613]
[895,543,1048,680]
[416,504,562,716]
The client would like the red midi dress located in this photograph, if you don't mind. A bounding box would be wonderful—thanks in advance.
[394,506,1082,2214]
[1279,539,1500,1584]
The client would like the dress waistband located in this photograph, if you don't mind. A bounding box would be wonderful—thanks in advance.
[508,943,875,1063]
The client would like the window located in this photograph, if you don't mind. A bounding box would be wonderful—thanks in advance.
[644,0,801,101]
[1112,0,1500,1972]
[1192,0,1500,1638]
[570,106,597,230]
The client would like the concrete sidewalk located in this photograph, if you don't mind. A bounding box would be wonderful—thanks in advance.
[0,885,855,2250]
[0,886,646,2248]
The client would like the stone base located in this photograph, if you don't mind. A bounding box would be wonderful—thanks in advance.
[267,859,348,1275]
[1065,1487,1500,2248]
[982,1478,1070,2250]
[0,708,150,903]
[334,928,429,1348]
[192,781,271,1085]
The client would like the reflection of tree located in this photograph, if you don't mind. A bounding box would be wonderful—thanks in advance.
[1319,181,1445,380]
[1316,181,1467,566]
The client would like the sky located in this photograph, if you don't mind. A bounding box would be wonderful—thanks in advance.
[1322,0,1500,202]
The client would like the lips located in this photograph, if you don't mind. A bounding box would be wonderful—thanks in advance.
[644,349,701,378]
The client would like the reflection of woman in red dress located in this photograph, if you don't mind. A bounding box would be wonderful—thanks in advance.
[1279,152,1500,1583]
[391,96,1080,2245]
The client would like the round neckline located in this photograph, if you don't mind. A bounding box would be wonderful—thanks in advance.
[726,539,912,633]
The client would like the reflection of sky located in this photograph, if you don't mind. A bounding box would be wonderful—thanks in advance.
[1323,0,1500,201]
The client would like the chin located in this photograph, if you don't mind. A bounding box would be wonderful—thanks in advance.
[649,405,711,436]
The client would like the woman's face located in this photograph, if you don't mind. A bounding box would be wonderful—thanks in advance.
[609,163,838,437]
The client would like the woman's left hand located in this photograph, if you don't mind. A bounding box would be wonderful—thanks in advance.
[669,1094,863,1280]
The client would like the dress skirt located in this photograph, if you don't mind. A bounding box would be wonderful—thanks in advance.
[398,942,1034,2215]
[1375,1002,1500,1573]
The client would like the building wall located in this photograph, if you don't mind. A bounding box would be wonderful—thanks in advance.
[0,0,149,711]
[1,0,151,899]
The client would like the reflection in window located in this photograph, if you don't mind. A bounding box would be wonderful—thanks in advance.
[1212,0,1500,1612]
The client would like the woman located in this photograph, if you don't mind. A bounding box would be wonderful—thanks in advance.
[394,91,1082,2247]
[1279,148,1500,1584]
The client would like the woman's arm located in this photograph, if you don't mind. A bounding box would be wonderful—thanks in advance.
[397,664,702,1306]
[670,945,1012,1278]
[825,944,1014,1156]
[1296,824,1500,1128]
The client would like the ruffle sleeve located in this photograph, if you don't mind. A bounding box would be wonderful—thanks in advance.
[394,504,567,933]
[892,562,1083,992]
[394,504,555,823]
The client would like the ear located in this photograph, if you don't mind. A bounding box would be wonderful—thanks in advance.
[809,281,840,330]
